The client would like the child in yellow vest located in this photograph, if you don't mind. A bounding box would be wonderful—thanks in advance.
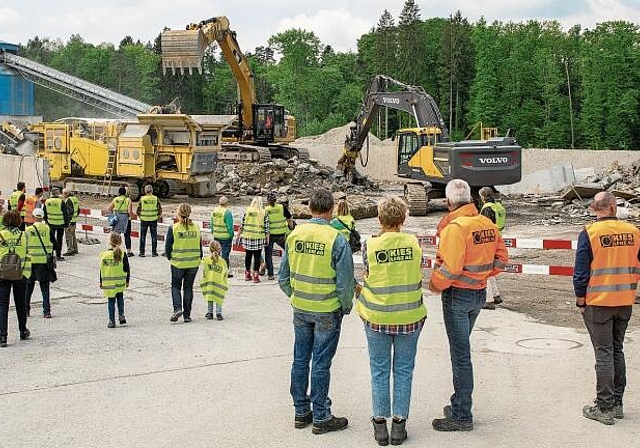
[201,240,228,321]
[99,233,130,328]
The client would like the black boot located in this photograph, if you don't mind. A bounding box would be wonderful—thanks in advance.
[390,418,407,445]
[372,418,389,446]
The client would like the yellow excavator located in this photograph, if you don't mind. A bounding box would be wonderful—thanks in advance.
[161,16,308,162]
[339,75,522,215]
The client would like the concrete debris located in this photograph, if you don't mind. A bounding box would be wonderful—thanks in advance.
[290,193,379,220]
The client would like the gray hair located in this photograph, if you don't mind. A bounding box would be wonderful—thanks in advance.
[144,184,153,194]
[445,179,472,209]
[62,188,71,196]
[309,188,334,214]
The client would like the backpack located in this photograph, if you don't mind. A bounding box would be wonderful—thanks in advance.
[336,217,362,253]
[0,231,24,281]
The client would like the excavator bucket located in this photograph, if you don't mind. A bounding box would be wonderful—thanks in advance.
[161,29,206,75]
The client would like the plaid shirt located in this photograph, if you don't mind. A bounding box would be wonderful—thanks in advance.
[239,211,270,251]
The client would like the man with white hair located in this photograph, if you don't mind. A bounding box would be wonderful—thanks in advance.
[62,188,80,256]
[428,179,508,431]
[26,207,55,318]
[136,184,162,257]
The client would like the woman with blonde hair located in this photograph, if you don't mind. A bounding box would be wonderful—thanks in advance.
[201,240,229,321]
[99,232,130,328]
[237,196,269,283]
[356,196,426,446]
[165,203,202,323]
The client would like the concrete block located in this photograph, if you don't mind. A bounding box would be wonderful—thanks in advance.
[499,164,576,195]
[0,153,50,200]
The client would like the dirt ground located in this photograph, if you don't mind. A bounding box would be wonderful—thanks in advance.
[77,186,640,330]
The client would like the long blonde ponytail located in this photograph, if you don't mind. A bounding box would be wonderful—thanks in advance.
[109,232,123,263]
[209,240,221,264]
[177,203,192,228]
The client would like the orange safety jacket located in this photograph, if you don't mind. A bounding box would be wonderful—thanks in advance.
[436,203,478,237]
[585,220,640,306]
[23,195,41,224]
[431,209,508,291]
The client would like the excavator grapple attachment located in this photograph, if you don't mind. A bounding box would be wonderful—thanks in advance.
[161,29,206,75]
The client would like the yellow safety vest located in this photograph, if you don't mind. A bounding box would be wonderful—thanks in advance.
[67,196,80,224]
[44,197,65,226]
[171,222,201,269]
[357,232,426,325]
[200,256,229,305]
[266,204,287,236]
[26,222,53,265]
[288,223,341,313]
[9,190,25,218]
[332,214,355,240]
[481,201,506,233]
[100,249,127,298]
[112,195,130,214]
[0,227,31,279]
[211,206,232,240]
[242,206,266,239]
[139,194,159,222]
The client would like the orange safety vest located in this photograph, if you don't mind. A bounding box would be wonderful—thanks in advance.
[23,195,40,224]
[431,213,507,291]
[585,219,640,306]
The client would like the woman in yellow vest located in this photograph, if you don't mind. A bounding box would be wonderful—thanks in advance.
[25,208,56,318]
[201,240,228,321]
[107,186,135,257]
[330,199,356,245]
[0,210,32,347]
[165,203,202,323]
[99,233,130,328]
[237,197,269,283]
[356,197,426,446]
[479,186,505,310]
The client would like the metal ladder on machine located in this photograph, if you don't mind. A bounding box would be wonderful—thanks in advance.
[101,138,117,195]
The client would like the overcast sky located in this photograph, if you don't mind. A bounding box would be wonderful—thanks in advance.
[1,0,639,53]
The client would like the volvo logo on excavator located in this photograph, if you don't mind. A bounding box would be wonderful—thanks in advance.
[382,97,401,105]
[479,157,509,164]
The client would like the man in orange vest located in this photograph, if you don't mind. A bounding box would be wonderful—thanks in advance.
[573,191,639,425]
[23,187,45,226]
[428,179,508,431]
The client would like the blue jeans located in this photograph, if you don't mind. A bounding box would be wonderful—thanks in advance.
[171,266,198,318]
[107,292,125,322]
[441,287,485,423]
[26,277,50,314]
[139,221,158,255]
[215,238,232,270]
[290,310,343,423]
[265,234,286,277]
[365,325,422,419]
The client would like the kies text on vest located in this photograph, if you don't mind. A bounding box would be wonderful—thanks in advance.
[599,233,635,248]
[295,240,325,256]
[472,229,496,245]
[375,247,414,264]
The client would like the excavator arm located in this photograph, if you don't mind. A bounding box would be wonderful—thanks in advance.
[161,16,256,133]
[338,75,449,174]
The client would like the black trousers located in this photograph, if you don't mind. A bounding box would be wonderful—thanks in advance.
[49,226,65,258]
[582,305,632,410]
[0,277,28,337]
[245,249,261,272]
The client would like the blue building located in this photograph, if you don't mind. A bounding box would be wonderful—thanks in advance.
[0,40,35,116]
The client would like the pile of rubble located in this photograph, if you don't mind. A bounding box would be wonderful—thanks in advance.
[214,157,378,198]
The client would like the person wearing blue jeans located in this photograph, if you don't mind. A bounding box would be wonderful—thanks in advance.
[171,266,199,320]
[139,221,158,256]
[279,188,354,435]
[429,179,508,431]
[211,196,234,278]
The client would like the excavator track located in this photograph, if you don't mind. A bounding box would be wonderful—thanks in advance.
[63,178,141,201]
[404,183,429,216]
[219,143,272,163]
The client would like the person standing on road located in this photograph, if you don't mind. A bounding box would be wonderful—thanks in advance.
[44,187,69,261]
[8,182,26,231]
[330,199,356,246]
[62,188,80,256]
[23,187,45,227]
[265,192,292,280]
[357,196,426,446]
[210,196,234,278]
[107,187,135,257]
[165,203,202,323]
[279,188,354,435]
[201,240,228,321]
[25,208,56,318]
[428,179,508,431]
[136,185,162,257]
[573,191,639,425]
[238,197,269,283]
[0,210,32,347]
[479,186,506,310]
[100,232,130,328]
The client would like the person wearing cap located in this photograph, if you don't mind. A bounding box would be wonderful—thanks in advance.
[210,196,234,277]
[264,192,292,280]
[62,188,80,256]
[479,186,506,310]
[25,207,56,318]
[44,187,69,261]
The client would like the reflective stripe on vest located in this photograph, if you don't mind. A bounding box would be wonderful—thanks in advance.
[26,222,52,265]
[9,191,25,217]
[356,232,426,325]
[45,197,64,226]
[266,204,287,235]
[288,223,340,313]
[585,220,640,306]
[242,207,266,239]
[481,201,506,233]
[211,206,232,240]
[0,227,31,279]
[171,222,201,269]
[68,196,80,223]
[139,195,159,222]
[100,250,127,298]
[200,256,229,305]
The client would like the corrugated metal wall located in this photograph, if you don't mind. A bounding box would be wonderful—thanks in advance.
[0,41,35,116]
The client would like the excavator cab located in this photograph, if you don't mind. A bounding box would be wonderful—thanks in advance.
[396,127,443,180]
[253,105,285,144]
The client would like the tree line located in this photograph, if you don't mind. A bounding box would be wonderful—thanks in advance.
[18,0,640,150]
